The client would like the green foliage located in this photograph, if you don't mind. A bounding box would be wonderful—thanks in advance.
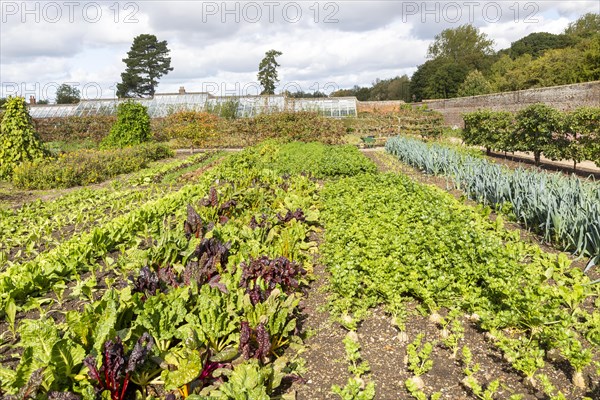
[321,171,597,390]
[565,13,600,39]
[385,136,600,257]
[514,103,562,165]
[410,58,470,100]
[331,75,411,102]
[0,96,47,179]
[1,142,322,397]
[427,24,495,66]
[462,109,514,153]
[503,32,576,59]
[405,378,441,400]
[12,143,172,189]
[257,50,282,95]
[440,311,464,358]
[545,107,600,169]
[407,334,434,377]
[409,24,494,100]
[35,116,116,144]
[342,332,370,377]
[332,377,376,400]
[258,141,377,178]
[209,360,280,399]
[163,111,220,148]
[462,105,600,167]
[331,331,375,399]
[55,84,81,104]
[101,101,151,148]
[135,288,189,352]
[117,34,173,98]
[457,70,493,97]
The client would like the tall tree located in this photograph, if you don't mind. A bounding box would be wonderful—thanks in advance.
[257,50,282,95]
[55,83,81,104]
[117,34,173,98]
[565,13,600,39]
[488,54,534,92]
[410,58,469,101]
[427,24,495,70]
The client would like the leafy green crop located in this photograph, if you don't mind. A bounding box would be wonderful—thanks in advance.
[321,172,597,388]
[1,142,322,398]
[0,97,47,179]
[386,136,600,259]
[101,101,150,149]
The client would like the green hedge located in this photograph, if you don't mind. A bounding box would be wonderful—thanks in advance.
[462,104,600,168]
[12,143,173,189]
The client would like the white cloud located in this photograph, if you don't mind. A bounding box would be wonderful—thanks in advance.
[1,1,597,98]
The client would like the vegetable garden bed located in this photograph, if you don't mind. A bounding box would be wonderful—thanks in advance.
[0,141,598,400]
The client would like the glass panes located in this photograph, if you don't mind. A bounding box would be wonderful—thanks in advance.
[28,94,357,119]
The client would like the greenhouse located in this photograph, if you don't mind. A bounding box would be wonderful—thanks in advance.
[28,92,357,118]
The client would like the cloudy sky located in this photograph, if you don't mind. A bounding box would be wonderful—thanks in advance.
[1,1,598,100]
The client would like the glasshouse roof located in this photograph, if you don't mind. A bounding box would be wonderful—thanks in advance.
[28,92,358,118]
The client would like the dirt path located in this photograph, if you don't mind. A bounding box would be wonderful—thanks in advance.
[294,262,348,399]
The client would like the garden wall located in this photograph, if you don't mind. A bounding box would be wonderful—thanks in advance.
[356,100,405,113]
[418,81,600,127]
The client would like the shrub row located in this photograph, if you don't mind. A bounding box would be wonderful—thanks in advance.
[34,116,117,143]
[154,111,348,147]
[346,108,444,139]
[463,104,600,168]
[12,143,173,189]
[33,111,348,148]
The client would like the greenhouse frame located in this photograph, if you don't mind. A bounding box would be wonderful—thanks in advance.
[28,92,358,119]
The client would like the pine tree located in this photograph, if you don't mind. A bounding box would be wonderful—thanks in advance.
[117,34,173,98]
[257,50,282,95]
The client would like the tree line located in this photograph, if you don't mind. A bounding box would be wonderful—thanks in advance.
[332,12,599,102]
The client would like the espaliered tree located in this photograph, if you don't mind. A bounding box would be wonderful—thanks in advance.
[117,34,173,98]
[0,97,46,179]
[514,103,562,165]
[462,109,514,155]
[554,107,600,170]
